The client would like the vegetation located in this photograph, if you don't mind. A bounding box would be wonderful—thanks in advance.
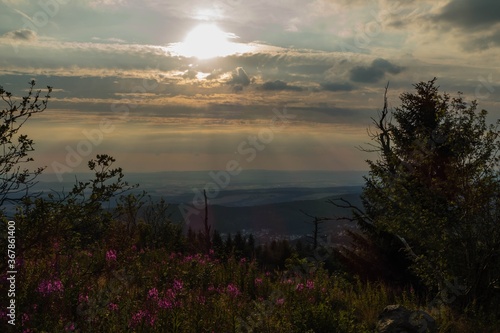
[1,80,499,332]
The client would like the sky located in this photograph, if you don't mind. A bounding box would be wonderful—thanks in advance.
[0,0,499,181]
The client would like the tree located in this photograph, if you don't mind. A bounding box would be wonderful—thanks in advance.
[0,81,52,209]
[354,79,500,308]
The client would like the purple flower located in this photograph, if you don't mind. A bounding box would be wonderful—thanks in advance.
[158,298,173,309]
[147,313,157,327]
[37,278,64,296]
[65,323,75,331]
[106,249,117,262]
[295,283,304,292]
[147,288,159,300]
[173,279,183,291]
[108,303,119,311]
[166,288,176,300]
[78,293,89,303]
[254,278,263,285]
[130,310,147,327]
[21,313,29,325]
[306,280,314,289]
[275,298,285,305]
[226,283,241,297]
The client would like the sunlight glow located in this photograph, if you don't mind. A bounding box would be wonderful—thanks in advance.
[172,24,253,59]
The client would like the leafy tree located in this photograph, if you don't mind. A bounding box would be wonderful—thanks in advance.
[0,80,51,209]
[14,154,137,255]
[352,79,500,308]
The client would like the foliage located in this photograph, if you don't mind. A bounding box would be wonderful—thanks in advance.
[351,78,500,310]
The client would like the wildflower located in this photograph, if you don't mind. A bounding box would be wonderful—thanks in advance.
[166,288,176,300]
[65,323,75,331]
[173,279,183,291]
[78,293,89,303]
[158,298,173,309]
[276,298,285,305]
[108,303,119,311]
[147,313,157,327]
[306,280,314,289]
[226,283,241,297]
[147,288,159,300]
[295,283,304,292]
[254,278,263,285]
[130,310,147,327]
[21,313,29,326]
[106,249,117,262]
[37,278,64,296]
[240,257,247,264]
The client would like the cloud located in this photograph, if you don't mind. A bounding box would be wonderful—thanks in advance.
[1,29,37,41]
[320,82,354,91]
[465,29,500,50]
[260,80,303,91]
[436,0,500,31]
[227,67,251,86]
[349,58,404,83]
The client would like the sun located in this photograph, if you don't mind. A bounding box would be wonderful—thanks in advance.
[173,24,252,59]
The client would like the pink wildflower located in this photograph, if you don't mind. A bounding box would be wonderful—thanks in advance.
[166,288,176,300]
[130,310,147,327]
[306,280,314,289]
[173,279,183,291]
[37,278,64,296]
[108,303,119,311]
[21,313,29,326]
[78,293,89,303]
[106,249,117,262]
[158,298,173,309]
[65,323,75,331]
[226,283,241,297]
[254,278,263,285]
[147,288,159,300]
[147,313,157,327]
[296,283,304,292]
[276,298,285,305]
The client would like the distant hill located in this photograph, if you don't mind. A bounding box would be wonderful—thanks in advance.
[169,189,363,242]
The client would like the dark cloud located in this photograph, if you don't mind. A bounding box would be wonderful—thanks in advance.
[466,29,500,50]
[437,0,500,31]
[227,67,251,86]
[2,29,37,41]
[260,80,303,91]
[320,82,354,92]
[349,58,404,84]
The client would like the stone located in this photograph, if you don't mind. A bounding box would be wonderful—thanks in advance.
[376,304,437,333]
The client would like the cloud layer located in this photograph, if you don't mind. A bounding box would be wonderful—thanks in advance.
[0,0,499,173]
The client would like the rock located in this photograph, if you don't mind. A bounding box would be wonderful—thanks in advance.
[376,304,437,333]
